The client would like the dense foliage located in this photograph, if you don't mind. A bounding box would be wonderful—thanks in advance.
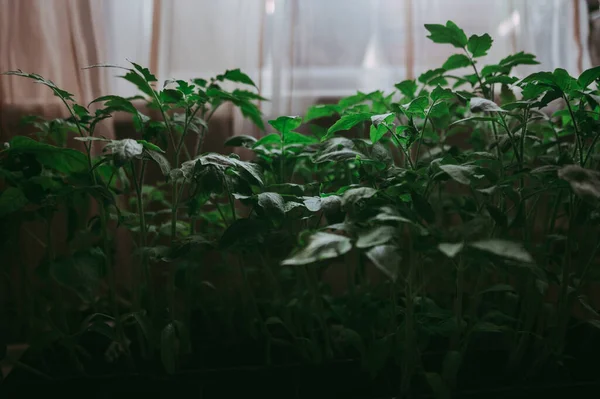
[2,20,600,396]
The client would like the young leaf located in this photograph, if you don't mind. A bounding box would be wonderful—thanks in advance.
[284,131,318,145]
[268,115,303,134]
[220,69,257,88]
[419,68,447,84]
[304,104,339,122]
[403,96,430,116]
[2,70,75,101]
[431,86,455,102]
[442,54,471,71]
[469,239,534,263]
[499,52,539,68]
[137,140,164,153]
[578,65,600,89]
[365,245,400,282]
[121,70,155,98]
[326,113,373,137]
[370,124,388,144]
[281,232,352,266]
[467,34,493,57]
[253,133,282,148]
[424,21,468,48]
[395,80,418,98]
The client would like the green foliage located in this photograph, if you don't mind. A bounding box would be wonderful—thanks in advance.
[3,19,600,398]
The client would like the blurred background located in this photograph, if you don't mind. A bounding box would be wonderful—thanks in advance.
[1,0,599,144]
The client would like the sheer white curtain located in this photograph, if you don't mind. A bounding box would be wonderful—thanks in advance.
[102,0,591,129]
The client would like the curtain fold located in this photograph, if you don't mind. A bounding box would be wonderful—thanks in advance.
[0,0,113,141]
[0,0,593,140]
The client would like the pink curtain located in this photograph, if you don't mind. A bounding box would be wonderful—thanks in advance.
[0,0,113,141]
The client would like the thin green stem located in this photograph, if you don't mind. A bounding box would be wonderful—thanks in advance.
[464,49,490,99]
[564,95,584,165]
[414,101,436,164]
[194,106,219,157]
[385,125,414,169]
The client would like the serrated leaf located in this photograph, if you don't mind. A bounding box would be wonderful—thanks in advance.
[431,86,455,102]
[268,115,302,134]
[395,80,418,98]
[499,52,539,68]
[370,123,389,144]
[220,69,257,88]
[326,113,373,136]
[8,136,88,174]
[284,131,318,145]
[282,232,352,266]
[304,104,339,122]
[442,54,471,70]
[424,20,468,48]
[253,133,281,147]
[467,33,493,57]
[403,96,429,116]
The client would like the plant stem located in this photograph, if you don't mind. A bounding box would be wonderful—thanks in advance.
[385,125,415,169]
[193,106,219,157]
[583,130,600,166]
[414,101,436,164]
[464,49,490,99]
[563,95,584,165]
